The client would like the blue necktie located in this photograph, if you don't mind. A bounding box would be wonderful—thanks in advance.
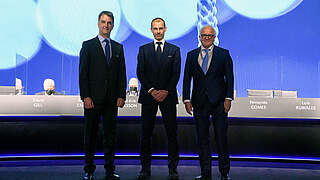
[202,49,209,74]
[104,39,110,64]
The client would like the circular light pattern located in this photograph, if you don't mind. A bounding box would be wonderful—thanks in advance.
[114,10,132,43]
[37,0,122,56]
[216,0,236,25]
[120,0,198,40]
[223,0,303,19]
[0,0,41,69]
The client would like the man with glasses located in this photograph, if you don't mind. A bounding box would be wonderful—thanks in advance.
[182,25,234,180]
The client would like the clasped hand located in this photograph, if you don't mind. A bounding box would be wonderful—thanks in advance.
[151,89,168,102]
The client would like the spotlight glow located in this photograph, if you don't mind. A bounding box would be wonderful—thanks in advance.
[37,0,122,56]
[120,0,198,40]
[0,0,41,69]
[223,0,303,19]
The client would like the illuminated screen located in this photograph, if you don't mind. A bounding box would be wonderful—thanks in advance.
[0,0,319,98]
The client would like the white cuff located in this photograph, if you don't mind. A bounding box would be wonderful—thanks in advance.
[183,99,191,104]
[148,88,155,93]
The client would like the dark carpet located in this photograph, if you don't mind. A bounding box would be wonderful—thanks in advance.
[0,159,319,180]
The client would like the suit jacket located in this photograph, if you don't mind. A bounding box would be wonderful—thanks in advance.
[79,36,126,104]
[35,90,64,95]
[137,41,181,104]
[183,46,234,108]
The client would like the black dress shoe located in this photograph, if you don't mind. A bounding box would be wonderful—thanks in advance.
[169,169,179,180]
[137,170,151,179]
[83,172,95,180]
[195,175,212,180]
[221,174,231,180]
[105,171,120,180]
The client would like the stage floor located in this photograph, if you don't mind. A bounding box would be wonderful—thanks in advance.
[0,159,319,180]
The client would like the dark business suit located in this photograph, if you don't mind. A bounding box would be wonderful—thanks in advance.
[137,41,181,172]
[79,36,126,173]
[183,46,234,176]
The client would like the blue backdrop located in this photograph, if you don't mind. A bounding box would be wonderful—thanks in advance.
[0,0,319,97]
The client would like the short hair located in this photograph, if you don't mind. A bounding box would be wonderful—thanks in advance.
[129,78,139,88]
[98,11,114,24]
[151,17,166,28]
[43,79,55,90]
[200,25,216,35]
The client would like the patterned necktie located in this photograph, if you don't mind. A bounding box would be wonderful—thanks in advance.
[202,49,209,74]
[104,39,110,64]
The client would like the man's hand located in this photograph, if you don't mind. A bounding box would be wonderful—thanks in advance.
[184,102,193,115]
[84,97,94,109]
[154,90,168,102]
[224,99,232,113]
[151,89,160,99]
[117,98,125,108]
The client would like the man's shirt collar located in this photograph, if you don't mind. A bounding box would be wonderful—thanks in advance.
[98,34,110,43]
[154,39,165,45]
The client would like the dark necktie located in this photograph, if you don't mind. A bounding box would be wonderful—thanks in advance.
[156,42,162,60]
[202,49,209,74]
[104,39,110,64]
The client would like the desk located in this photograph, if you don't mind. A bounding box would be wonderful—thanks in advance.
[0,95,319,119]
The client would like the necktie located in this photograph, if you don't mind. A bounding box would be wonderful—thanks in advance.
[156,42,162,60]
[202,49,209,74]
[104,39,110,64]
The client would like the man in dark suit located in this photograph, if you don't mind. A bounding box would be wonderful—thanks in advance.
[79,11,126,180]
[136,17,181,180]
[183,25,234,180]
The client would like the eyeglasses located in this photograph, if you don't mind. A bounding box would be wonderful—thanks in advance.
[200,34,215,39]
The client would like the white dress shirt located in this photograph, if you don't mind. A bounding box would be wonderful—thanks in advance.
[198,45,213,71]
[153,39,165,52]
[98,34,112,59]
[148,39,166,93]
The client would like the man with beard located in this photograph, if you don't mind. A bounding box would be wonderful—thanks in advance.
[136,17,181,180]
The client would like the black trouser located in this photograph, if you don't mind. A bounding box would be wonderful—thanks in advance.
[139,102,179,172]
[193,98,230,176]
[83,100,118,174]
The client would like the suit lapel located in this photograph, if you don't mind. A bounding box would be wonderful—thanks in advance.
[110,40,117,65]
[206,46,217,74]
[193,47,204,75]
[161,42,169,59]
[94,36,106,59]
[147,42,158,68]
[149,42,156,60]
